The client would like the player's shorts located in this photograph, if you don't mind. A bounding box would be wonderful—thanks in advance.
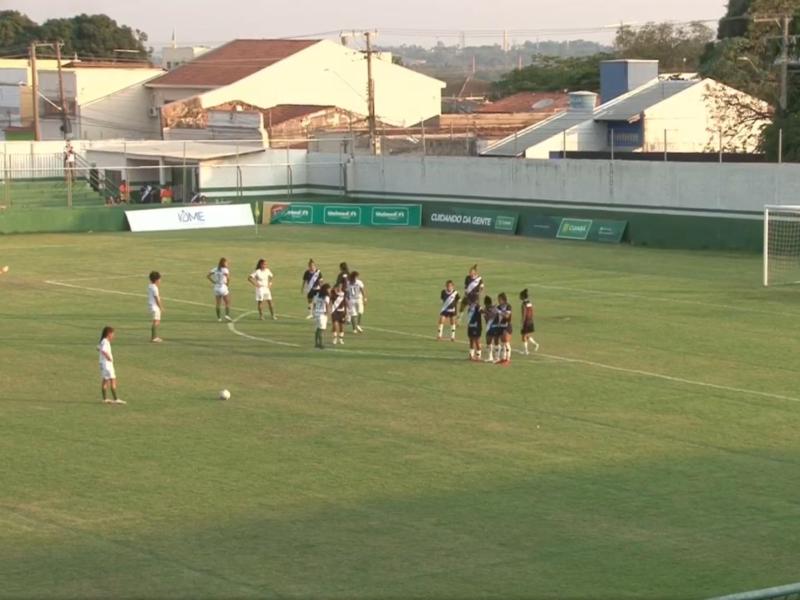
[307,290,318,303]
[255,287,272,302]
[315,314,328,330]
[100,364,116,380]
[348,298,364,315]
[214,285,230,298]
[522,320,535,334]
[485,327,498,343]
[332,311,346,324]
[440,308,456,318]
[504,324,513,336]
[468,324,482,339]
[150,306,161,321]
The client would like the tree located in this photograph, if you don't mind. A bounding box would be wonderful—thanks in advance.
[492,54,613,97]
[0,11,149,58]
[0,10,38,52]
[614,21,714,71]
[701,0,800,158]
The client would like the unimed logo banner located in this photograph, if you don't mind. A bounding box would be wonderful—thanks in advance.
[125,204,255,232]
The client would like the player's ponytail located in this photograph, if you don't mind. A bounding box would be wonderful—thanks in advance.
[520,288,529,300]
[99,326,114,342]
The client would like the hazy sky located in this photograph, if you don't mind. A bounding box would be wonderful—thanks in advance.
[19,0,729,48]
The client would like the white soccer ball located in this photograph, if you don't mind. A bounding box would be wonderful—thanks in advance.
[218,389,231,401]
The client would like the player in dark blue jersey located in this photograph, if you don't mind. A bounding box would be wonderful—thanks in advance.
[495,292,513,364]
[483,295,499,363]
[459,264,484,318]
[466,293,483,361]
[330,282,348,345]
[301,259,323,319]
[520,288,540,354]
[437,280,460,341]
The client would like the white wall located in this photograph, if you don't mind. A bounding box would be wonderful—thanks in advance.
[524,119,606,159]
[198,149,308,196]
[80,82,161,140]
[38,68,164,105]
[643,81,768,153]
[345,155,800,216]
[194,40,443,127]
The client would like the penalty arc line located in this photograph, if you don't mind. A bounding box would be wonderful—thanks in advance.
[44,279,800,404]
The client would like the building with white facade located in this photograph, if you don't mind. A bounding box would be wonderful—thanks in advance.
[146,39,444,130]
[36,62,165,140]
[482,60,770,158]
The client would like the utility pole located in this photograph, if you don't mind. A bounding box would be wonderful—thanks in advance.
[754,14,793,114]
[30,42,41,141]
[365,30,378,155]
[55,41,70,138]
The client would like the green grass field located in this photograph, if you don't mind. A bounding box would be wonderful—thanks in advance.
[1,225,799,599]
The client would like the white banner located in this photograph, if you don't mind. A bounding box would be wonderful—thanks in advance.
[125,204,255,232]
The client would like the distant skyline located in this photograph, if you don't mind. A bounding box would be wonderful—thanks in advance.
[18,0,728,48]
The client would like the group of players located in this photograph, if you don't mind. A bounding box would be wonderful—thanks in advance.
[438,265,539,365]
[302,260,368,349]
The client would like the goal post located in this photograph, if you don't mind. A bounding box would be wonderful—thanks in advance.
[764,205,800,287]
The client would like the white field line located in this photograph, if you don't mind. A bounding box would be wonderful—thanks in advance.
[44,280,800,404]
[228,311,300,348]
[364,324,800,404]
[56,274,157,283]
[527,282,800,318]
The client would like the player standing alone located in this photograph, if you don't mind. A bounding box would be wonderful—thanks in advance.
[147,271,163,342]
[520,289,540,354]
[437,280,459,341]
[346,271,367,333]
[207,258,232,322]
[98,326,125,405]
[302,259,323,320]
[312,283,331,349]
[248,259,276,320]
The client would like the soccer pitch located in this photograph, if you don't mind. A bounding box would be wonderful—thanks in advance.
[1,225,799,599]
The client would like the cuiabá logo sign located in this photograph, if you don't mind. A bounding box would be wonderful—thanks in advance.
[177,209,205,223]
[563,222,589,234]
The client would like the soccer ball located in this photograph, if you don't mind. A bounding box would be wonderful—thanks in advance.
[218,389,231,401]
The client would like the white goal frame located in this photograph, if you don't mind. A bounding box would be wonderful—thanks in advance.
[763,204,800,287]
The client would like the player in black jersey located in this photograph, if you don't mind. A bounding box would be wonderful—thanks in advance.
[437,280,460,341]
[495,292,513,364]
[330,282,348,345]
[465,293,483,361]
[459,264,484,318]
[301,259,323,319]
[520,288,540,354]
[483,295,499,362]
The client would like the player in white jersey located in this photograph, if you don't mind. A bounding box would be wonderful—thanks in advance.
[346,271,367,333]
[247,258,276,320]
[97,326,125,405]
[147,271,164,342]
[312,283,331,349]
[207,257,232,321]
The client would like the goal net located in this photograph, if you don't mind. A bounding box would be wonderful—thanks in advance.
[764,205,800,286]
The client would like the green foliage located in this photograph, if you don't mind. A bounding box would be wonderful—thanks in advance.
[0,10,37,52]
[614,21,714,71]
[492,54,613,97]
[0,11,148,58]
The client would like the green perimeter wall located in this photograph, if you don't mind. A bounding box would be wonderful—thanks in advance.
[0,191,763,252]
[0,207,128,234]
